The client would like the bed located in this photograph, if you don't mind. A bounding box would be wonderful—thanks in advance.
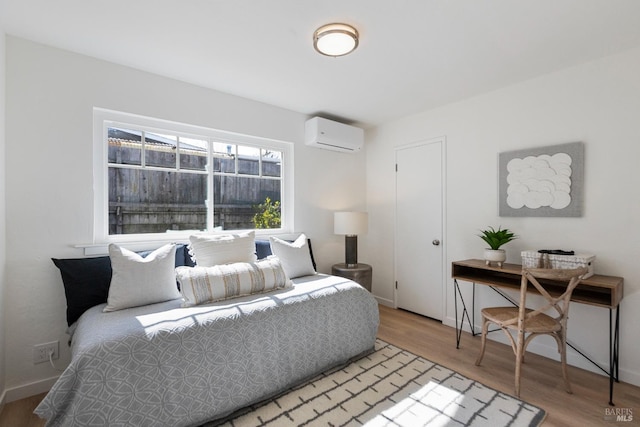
[35,235,379,426]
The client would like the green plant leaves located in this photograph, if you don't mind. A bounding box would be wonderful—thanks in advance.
[478,226,517,250]
[253,197,281,229]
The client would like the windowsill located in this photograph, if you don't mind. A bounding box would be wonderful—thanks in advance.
[76,230,300,256]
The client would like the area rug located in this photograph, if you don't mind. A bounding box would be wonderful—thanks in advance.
[207,339,546,426]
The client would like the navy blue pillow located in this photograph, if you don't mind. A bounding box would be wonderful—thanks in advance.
[307,239,317,271]
[255,240,273,260]
[52,256,112,326]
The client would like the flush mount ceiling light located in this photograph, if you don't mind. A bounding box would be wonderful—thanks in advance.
[313,23,359,57]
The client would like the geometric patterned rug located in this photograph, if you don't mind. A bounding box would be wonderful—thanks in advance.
[207,339,546,426]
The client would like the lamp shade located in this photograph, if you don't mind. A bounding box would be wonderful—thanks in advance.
[334,212,368,236]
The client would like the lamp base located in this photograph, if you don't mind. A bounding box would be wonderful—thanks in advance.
[345,235,358,267]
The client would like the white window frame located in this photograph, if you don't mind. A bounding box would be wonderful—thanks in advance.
[93,108,294,244]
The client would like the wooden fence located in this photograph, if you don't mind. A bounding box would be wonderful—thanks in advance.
[108,137,281,234]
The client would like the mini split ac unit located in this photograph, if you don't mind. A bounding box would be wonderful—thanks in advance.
[304,117,364,153]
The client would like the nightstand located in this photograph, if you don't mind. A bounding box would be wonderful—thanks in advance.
[331,263,372,292]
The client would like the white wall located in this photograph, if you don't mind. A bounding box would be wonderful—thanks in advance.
[365,47,640,386]
[0,13,8,409]
[3,36,366,400]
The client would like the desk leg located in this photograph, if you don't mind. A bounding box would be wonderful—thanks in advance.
[615,307,620,381]
[454,279,475,349]
[609,307,620,406]
[472,284,476,334]
[454,279,460,348]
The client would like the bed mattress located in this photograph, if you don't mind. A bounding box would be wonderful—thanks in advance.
[34,274,379,427]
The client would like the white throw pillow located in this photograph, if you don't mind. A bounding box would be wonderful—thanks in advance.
[176,257,292,306]
[105,243,181,312]
[188,231,257,266]
[269,234,316,279]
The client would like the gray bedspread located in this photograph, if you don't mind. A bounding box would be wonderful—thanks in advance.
[34,274,379,427]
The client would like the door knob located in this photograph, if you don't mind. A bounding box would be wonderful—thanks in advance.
[432,239,441,246]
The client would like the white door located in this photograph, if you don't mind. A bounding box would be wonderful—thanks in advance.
[395,139,444,320]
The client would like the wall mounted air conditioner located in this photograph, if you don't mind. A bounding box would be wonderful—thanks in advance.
[304,117,364,153]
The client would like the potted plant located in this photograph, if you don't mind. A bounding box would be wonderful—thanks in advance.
[478,226,517,267]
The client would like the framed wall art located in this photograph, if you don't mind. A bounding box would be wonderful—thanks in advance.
[499,141,584,217]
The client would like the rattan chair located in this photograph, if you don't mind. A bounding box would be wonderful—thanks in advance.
[475,267,588,397]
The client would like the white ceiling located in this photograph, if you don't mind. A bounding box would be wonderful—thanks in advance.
[3,0,640,127]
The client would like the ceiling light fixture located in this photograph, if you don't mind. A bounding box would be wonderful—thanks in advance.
[313,23,359,57]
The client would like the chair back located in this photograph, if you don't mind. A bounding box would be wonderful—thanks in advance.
[519,267,588,324]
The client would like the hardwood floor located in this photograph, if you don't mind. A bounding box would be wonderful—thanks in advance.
[0,392,46,427]
[1,305,638,426]
[376,305,639,426]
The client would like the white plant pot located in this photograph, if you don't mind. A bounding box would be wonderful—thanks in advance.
[484,249,506,268]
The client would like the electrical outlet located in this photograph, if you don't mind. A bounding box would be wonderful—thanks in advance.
[33,341,59,364]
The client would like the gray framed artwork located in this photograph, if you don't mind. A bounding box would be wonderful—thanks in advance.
[499,142,584,217]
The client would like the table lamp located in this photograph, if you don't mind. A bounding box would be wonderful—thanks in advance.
[334,211,368,267]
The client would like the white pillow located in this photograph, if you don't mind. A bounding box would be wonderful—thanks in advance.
[269,234,316,279]
[176,257,292,306]
[105,243,181,312]
[188,231,257,266]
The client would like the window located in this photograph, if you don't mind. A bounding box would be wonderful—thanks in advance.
[93,109,293,242]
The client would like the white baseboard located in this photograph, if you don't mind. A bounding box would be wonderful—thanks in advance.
[442,315,476,334]
[0,388,6,415]
[4,375,58,403]
[374,295,394,307]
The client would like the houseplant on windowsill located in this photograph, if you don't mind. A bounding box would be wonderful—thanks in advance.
[478,226,518,268]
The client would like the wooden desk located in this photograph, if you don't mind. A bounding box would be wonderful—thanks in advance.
[452,259,623,405]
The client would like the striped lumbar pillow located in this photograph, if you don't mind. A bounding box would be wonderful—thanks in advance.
[176,257,292,306]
